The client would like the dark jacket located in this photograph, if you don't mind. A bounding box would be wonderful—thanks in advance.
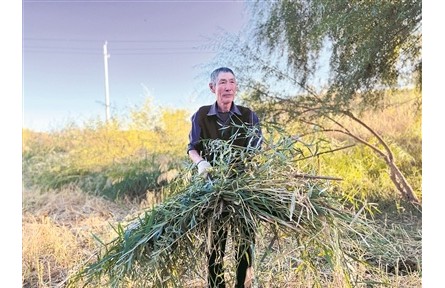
[187,102,261,165]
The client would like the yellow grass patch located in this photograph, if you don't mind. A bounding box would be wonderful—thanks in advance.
[22,187,139,287]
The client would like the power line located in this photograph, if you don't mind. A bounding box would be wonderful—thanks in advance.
[23,37,207,43]
[23,37,215,55]
[24,46,208,51]
[23,49,216,55]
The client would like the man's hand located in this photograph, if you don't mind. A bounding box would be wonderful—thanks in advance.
[197,160,212,178]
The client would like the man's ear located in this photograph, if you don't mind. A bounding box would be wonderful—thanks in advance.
[209,82,216,93]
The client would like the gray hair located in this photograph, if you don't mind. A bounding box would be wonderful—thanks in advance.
[210,67,235,84]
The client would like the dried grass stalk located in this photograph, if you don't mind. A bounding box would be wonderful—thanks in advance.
[68,126,387,287]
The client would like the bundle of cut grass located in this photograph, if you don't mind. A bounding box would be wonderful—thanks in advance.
[68,128,384,287]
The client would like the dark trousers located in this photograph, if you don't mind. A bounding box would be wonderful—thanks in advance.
[207,223,254,288]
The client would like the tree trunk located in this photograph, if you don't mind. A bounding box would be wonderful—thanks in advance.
[385,156,420,204]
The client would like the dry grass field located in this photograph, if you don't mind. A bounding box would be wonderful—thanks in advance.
[22,187,136,287]
[22,187,422,288]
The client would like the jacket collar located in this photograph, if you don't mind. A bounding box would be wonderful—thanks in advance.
[207,101,242,116]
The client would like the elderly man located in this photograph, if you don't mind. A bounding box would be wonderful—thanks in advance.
[187,67,262,288]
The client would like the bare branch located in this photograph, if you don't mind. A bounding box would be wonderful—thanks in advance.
[292,173,343,181]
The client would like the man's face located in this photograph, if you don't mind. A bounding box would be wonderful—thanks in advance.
[210,72,237,106]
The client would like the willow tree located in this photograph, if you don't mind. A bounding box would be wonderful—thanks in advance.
[214,0,421,203]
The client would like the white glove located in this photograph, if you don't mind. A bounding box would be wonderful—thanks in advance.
[197,160,212,178]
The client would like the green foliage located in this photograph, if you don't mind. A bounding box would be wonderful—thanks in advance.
[205,0,423,203]
[321,145,397,202]
[243,88,422,203]
[70,126,397,287]
[23,151,184,201]
[22,104,191,200]
[79,156,183,200]
[249,0,421,107]
[22,147,79,191]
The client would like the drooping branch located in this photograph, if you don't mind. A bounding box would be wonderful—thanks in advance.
[295,144,356,162]
[277,99,419,204]
[342,111,395,162]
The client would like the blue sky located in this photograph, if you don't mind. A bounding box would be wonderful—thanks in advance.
[23,1,250,131]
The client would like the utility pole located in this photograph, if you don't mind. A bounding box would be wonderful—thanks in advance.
[103,41,111,122]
